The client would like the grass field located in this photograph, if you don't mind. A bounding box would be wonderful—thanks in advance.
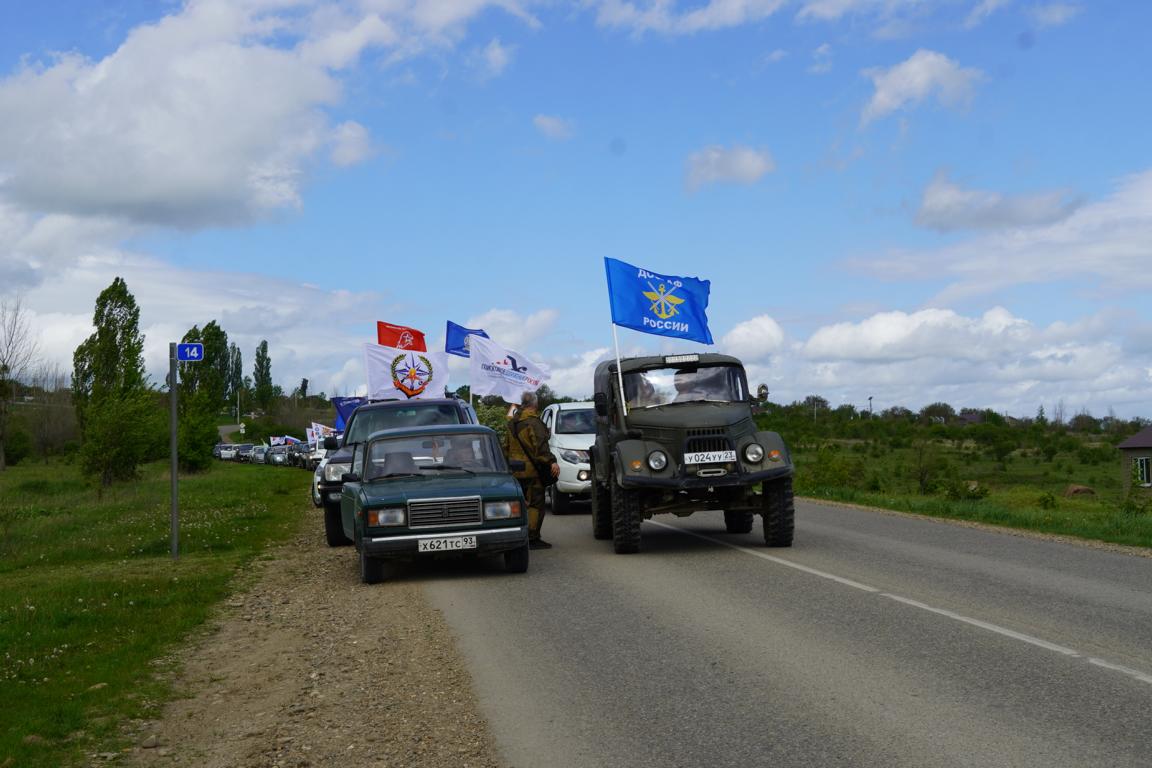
[791,439,1152,549]
[0,460,313,768]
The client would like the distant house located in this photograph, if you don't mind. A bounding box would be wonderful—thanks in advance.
[1117,426,1152,493]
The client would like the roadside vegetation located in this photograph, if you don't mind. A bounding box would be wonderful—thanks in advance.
[0,460,311,768]
[759,398,1152,549]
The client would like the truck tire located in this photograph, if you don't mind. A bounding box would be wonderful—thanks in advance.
[590,460,612,540]
[324,501,352,547]
[611,482,642,554]
[724,510,754,534]
[504,543,530,573]
[762,477,795,547]
[359,545,385,584]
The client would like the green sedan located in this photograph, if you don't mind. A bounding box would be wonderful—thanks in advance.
[340,424,530,583]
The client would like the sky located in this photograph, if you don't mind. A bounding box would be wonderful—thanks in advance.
[2,0,1151,419]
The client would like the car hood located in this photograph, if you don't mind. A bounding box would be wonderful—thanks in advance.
[623,402,755,431]
[551,433,595,452]
[356,473,522,506]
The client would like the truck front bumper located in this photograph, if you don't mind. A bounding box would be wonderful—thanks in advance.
[619,464,792,491]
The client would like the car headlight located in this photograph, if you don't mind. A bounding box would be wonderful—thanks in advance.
[647,450,668,471]
[324,462,351,481]
[743,443,765,463]
[484,501,522,520]
[367,508,405,527]
[560,449,590,464]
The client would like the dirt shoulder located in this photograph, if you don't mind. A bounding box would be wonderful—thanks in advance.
[117,520,504,768]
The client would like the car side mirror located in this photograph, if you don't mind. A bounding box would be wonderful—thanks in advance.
[756,384,769,403]
[593,392,608,417]
[341,472,360,483]
[507,460,526,472]
[323,436,338,450]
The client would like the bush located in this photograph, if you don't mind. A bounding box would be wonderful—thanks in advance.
[3,427,32,466]
[1037,491,1058,510]
[80,393,165,487]
[943,478,990,501]
[179,405,221,473]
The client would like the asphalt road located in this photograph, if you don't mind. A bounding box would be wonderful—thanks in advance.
[419,500,1152,768]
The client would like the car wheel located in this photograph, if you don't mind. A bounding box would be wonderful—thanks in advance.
[610,480,642,555]
[503,543,530,573]
[551,488,572,514]
[359,546,385,584]
[724,510,754,534]
[324,501,352,547]
[762,477,795,548]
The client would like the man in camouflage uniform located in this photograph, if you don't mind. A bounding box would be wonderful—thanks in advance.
[505,391,559,549]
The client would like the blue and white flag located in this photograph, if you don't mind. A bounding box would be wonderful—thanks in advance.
[468,335,550,402]
[445,321,489,358]
[331,396,367,431]
[604,257,713,344]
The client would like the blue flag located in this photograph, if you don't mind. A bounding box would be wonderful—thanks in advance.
[331,396,367,432]
[445,321,490,358]
[604,257,713,344]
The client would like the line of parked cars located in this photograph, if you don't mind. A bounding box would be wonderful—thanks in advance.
[213,441,326,470]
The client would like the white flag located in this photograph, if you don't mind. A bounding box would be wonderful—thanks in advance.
[364,343,451,400]
[468,335,550,402]
[305,427,316,446]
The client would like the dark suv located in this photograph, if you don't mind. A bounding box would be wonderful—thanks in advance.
[319,398,479,546]
[589,353,795,554]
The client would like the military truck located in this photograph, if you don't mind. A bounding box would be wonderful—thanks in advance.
[589,353,794,554]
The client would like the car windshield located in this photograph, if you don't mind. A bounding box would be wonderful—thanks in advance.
[622,365,747,408]
[347,404,463,443]
[363,433,501,480]
[556,408,595,434]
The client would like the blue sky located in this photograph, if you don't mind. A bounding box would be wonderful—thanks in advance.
[2,0,1150,418]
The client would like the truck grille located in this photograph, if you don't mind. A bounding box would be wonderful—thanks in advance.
[408,496,483,528]
[684,435,732,455]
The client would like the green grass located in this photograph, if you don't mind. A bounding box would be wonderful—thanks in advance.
[793,441,1152,549]
[0,460,313,767]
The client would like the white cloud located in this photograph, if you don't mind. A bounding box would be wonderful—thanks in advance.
[533,114,575,140]
[808,42,833,74]
[722,315,786,361]
[964,0,1012,29]
[329,121,375,167]
[861,49,983,125]
[914,171,1081,232]
[464,308,560,351]
[862,167,1152,302]
[477,38,513,78]
[797,0,921,22]
[1028,2,1081,27]
[765,48,788,62]
[593,0,786,35]
[686,144,775,191]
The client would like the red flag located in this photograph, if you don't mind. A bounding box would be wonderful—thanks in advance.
[376,321,427,351]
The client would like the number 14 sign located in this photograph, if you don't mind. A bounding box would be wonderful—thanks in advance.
[176,343,204,362]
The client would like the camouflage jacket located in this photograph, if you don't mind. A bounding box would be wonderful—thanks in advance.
[504,406,556,480]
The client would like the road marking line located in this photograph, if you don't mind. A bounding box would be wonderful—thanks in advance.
[648,520,1152,687]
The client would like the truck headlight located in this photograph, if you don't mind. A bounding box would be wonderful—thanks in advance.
[743,443,765,463]
[484,501,522,520]
[367,508,405,526]
[324,462,351,481]
[647,450,668,471]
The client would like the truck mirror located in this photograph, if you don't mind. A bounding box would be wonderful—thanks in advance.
[323,435,338,450]
[756,384,769,403]
[594,392,608,417]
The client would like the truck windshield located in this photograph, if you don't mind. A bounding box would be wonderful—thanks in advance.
[347,404,463,443]
[622,365,746,408]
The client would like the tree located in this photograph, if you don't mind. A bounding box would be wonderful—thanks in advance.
[919,401,956,424]
[227,343,243,413]
[72,277,156,486]
[253,340,273,412]
[0,295,39,471]
[298,378,309,400]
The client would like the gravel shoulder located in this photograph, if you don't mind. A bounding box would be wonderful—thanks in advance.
[118,520,504,768]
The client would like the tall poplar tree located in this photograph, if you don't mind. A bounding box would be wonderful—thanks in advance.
[253,340,273,412]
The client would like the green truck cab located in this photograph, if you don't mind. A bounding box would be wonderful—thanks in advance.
[589,353,795,554]
[339,424,530,583]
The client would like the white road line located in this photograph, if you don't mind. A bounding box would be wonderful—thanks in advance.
[647,519,1152,687]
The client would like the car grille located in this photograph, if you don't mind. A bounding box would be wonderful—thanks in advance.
[408,496,483,528]
[684,429,732,456]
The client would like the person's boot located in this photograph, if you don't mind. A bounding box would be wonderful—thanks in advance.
[529,538,553,550]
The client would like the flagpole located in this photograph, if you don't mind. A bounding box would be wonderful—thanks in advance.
[612,323,628,419]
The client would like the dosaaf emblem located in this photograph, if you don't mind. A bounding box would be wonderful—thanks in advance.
[642,278,685,320]
[390,352,434,398]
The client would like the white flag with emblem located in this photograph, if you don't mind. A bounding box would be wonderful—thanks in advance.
[468,335,550,402]
[364,343,450,400]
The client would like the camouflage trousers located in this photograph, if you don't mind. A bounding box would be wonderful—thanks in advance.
[517,477,546,541]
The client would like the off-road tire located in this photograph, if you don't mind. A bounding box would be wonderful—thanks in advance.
[611,482,643,554]
[324,501,352,547]
[724,510,754,534]
[359,546,385,584]
[590,461,613,540]
[504,544,530,573]
[762,476,795,547]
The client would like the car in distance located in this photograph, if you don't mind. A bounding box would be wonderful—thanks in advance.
[319,398,479,547]
[340,424,529,583]
[250,445,269,464]
[541,401,596,514]
[267,445,289,466]
[589,353,795,553]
